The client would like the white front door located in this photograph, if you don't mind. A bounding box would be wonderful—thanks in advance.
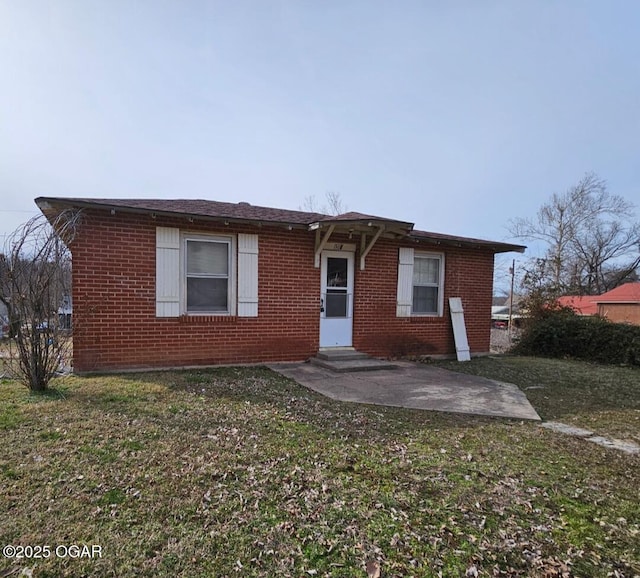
[319,251,354,347]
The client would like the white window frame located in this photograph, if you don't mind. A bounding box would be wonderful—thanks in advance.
[182,233,236,316]
[412,252,445,316]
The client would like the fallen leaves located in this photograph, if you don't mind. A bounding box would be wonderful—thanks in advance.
[365,559,381,578]
[0,367,638,577]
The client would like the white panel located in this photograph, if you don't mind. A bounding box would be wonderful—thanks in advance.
[156,227,180,317]
[237,233,259,317]
[449,297,471,361]
[396,247,414,317]
[156,227,180,249]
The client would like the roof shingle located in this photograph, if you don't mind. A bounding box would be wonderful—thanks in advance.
[36,197,330,225]
[35,196,526,254]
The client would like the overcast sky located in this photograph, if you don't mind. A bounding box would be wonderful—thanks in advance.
[1,0,639,276]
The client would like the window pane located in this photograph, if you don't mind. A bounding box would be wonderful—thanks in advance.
[327,258,348,287]
[413,286,438,314]
[187,278,228,312]
[187,241,228,275]
[325,292,348,317]
[413,257,439,285]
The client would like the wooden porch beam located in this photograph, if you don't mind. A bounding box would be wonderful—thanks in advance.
[359,225,385,270]
[314,224,335,267]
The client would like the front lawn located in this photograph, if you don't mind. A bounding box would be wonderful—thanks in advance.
[1,360,638,577]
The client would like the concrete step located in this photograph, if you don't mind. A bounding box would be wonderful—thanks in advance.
[310,356,398,373]
[316,349,369,362]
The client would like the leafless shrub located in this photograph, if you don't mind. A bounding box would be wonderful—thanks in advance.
[0,210,82,391]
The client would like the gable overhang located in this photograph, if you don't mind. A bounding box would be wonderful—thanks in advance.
[309,217,414,269]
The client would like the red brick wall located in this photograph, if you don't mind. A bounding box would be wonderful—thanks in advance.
[70,209,495,372]
[352,238,494,357]
[598,303,640,325]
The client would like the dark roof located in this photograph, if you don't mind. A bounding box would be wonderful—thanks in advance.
[36,197,329,225]
[322,211,396,221]
[35,196,526,254]
[409,228,525,253]
[313,211,414,239]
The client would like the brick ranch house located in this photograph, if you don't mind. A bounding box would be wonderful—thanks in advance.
[36,197,525,373]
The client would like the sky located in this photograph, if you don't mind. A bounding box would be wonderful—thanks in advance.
[1,0,639,288]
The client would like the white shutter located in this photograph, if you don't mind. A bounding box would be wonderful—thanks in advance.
[156,227,180,317]
[396,247,414,317]
[449,297,471,361]
[237,233,259,317]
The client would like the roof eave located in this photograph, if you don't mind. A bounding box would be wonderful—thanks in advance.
[408,234,526,254]
[308,218,414,240]
[34,197,528,253]
[35,197,311,231]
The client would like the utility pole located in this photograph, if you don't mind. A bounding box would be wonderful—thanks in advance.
[508,259,515,339]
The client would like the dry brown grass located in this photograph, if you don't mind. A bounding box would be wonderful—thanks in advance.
[0,362,638,577]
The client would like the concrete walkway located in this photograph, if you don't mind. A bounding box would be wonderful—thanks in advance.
[268,360,541,421]
[540,422,640,454]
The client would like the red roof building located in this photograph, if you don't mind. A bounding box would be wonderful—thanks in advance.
[557,295,599,316]
[596,282,640,325]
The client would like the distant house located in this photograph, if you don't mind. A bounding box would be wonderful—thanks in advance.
[491,295,523,328]
[557,282,640,325]
[58,295,73,330]
[36,197,525,373]
[492,296,508,307]
[596,282,640,325]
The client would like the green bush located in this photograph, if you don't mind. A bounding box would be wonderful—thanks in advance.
[514,310,640,366]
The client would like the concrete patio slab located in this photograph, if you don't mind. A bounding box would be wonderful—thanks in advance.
[268,360,541,421]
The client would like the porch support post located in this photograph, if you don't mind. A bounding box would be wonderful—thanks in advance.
[359,225,385,270]
[314,224,335,267]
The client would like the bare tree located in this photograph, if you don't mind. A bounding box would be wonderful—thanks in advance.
[0,210,81,391]
[509,173,640,295]
[300,191,347,215]
[569,214,640,293]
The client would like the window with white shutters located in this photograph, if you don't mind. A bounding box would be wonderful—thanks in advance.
[155,228,258,318]
[396,248,444,317]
